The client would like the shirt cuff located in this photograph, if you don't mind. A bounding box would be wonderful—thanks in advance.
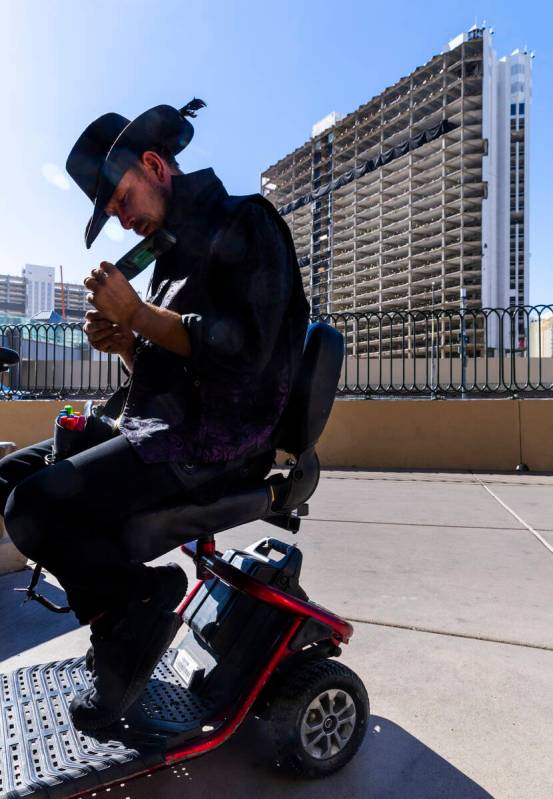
[181,313,203,370]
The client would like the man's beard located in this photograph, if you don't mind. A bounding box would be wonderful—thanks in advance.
[137,170,171,232]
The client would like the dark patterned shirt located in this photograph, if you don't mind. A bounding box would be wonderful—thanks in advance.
[118,168,309,465]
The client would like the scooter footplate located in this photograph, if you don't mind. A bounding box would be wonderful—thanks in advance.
[0,649,216,799]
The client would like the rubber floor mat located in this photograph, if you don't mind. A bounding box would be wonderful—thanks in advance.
[0,649,215,799]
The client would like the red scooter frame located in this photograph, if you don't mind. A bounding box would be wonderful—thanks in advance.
[167,534,354,763]
[62,533,354,799]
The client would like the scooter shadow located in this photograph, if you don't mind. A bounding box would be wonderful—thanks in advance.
[94,713,494,799]
[0,567,78,661]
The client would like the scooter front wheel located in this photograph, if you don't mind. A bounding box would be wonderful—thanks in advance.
[269,658,369,778]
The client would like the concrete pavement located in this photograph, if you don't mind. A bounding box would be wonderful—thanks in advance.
[1,470,552,798]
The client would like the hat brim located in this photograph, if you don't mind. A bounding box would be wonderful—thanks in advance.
[85,210,110,251]
[85,145,140,248]
[85,106,195,248]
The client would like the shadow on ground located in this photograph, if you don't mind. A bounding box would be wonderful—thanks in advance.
[0,568,78,660]
[365,716,493,798]
[93,714,493,799]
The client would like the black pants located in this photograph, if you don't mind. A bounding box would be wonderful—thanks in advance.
[1,430,261,624]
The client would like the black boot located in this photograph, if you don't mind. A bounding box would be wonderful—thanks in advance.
[84,562,188,673]
[71,565,187,731]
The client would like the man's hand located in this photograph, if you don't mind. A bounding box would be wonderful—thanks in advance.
[83,309,136,360]
[84,262,143,327]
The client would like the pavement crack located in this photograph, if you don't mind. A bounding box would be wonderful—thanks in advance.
[345,617,553,652]
[474,477,553,557]
[304,517,523,532]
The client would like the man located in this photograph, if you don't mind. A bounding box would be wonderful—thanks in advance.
[0,99,309,730]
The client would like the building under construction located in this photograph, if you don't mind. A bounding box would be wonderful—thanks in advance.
[261,26,532,354]
[0,269,89,323]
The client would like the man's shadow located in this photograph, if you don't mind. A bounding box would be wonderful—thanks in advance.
[97,712,494,799]
[0,567,79,661]
[361,715,494,798]
[180,713,494,798]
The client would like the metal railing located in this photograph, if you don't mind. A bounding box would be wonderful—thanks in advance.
[0,323,125,399]
[0,306,552,399]
[319,305,553,396]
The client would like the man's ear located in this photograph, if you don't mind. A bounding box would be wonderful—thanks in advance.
[141,151,167,184]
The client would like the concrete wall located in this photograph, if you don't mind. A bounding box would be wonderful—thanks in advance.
[317,398,551,471]
[0,398,551,472]
[0,401,87,449]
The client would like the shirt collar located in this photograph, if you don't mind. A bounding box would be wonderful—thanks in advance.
[164,168,228,232]
[148,168,228,298]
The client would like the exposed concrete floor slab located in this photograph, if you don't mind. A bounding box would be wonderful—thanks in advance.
[478,483,553,532]
[2,470,552,798]
[541,530,553,548]
[307,476,526,529]
[0,568,80,661]
[476,472,553,486]
[323,469,553,486]
[216,518,553,650]
[321,470,482,483]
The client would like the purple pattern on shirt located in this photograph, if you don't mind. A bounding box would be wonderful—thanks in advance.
[119,374,290,464]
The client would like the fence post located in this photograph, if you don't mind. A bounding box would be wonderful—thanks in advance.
[460,288,467,399]
[431,282,438,396]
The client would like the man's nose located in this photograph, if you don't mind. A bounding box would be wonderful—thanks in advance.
[118,212,134,231]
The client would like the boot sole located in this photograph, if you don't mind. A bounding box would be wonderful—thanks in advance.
[71,611,182,732]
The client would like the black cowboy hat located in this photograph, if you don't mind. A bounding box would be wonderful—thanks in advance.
[66,99,206,248]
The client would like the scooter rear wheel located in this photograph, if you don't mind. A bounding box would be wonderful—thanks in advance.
[269,658,369,778]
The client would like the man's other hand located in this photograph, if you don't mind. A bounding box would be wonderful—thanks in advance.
[84,262,143,327]
[83,310,136,358]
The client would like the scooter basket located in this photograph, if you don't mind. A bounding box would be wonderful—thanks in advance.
[45,410,118,465]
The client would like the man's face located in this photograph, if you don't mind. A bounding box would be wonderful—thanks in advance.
[105,154,171,238]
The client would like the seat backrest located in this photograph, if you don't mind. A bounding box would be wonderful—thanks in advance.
[274,322,344,456]
[0,347,19,375]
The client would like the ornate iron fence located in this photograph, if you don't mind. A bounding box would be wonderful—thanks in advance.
[1,306,552,399]
[0,323,125,399]
[319,305,553,396]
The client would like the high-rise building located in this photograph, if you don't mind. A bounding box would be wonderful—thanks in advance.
[22,264,55,317]
[261,26,532,343]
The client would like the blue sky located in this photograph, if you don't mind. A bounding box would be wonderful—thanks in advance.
[1,0,551,303]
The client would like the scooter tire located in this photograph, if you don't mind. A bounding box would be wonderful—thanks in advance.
[269,657,369,778]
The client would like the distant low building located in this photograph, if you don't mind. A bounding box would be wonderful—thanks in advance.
[0,269,141,324]
[30,310,65,324]
[0,274,26,318]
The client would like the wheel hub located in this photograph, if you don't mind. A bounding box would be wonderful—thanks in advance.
[300,688,357,760]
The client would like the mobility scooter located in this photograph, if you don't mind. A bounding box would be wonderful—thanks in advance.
[0,322,369,799]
